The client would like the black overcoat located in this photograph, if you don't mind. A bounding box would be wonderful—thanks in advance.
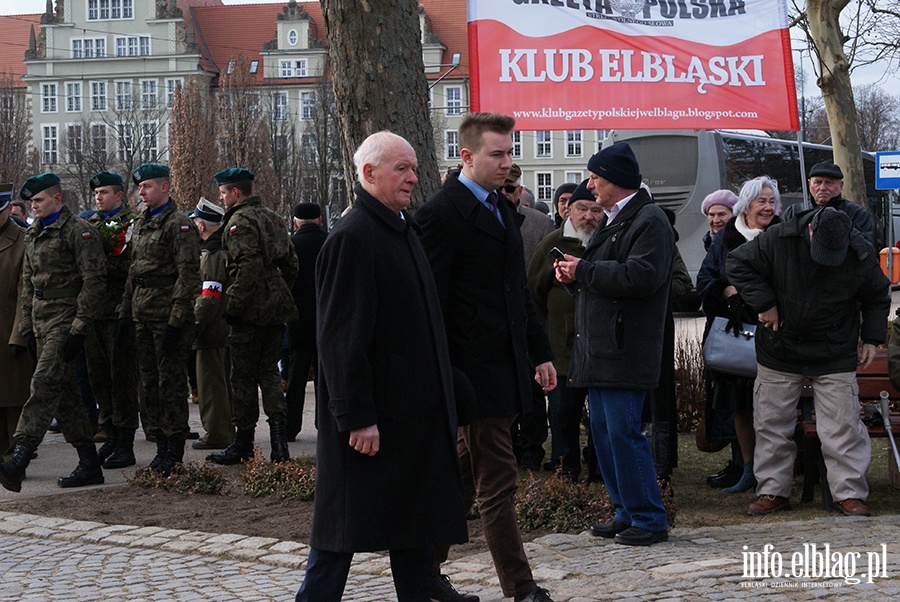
[310,185,468,553]
[415,176,554,418]
[287,223,326,350]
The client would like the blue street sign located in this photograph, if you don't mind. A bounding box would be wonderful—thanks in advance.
[876,152,900,190]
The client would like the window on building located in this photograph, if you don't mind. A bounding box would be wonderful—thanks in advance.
[511,131,522,159]
[300,91,316,120]
[246,92,261,120]
[301,133,317,162]
[141,122,158,158]
[279,59,307,78]
[536,131,552,158]
[446,130,459,160]
[66,124,83,163]
[66,82,82,112]
[42,83,57,113]
[115,81,132,110]
[90,81,107,111]
[445,86,461,116]
[1,95,13,121]
[91,123,107,157]
[566,130,583,157]
[249,60,259,74]
[273,134,288,162]
[536,172,553,202]
[141,80,157,109]
[288,29,298,46]
[115,35,149,57]
[42,125,58,164]
[565,171,581,184]
[166,79,181,109]
[117,123,134,162]
[140,36,150,56]
[273,92,288,120]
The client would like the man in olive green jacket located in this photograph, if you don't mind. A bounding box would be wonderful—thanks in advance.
[207,168,298,465]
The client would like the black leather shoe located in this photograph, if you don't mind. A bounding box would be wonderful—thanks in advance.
[589,519,631,538]
[431,574,479,602]
[706,460,741,488]
[614,526,668,546]
[515,587,554,602]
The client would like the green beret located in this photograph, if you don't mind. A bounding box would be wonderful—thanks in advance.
[214,168,255,186]
[132,163,170,185]
[90,171,124,190]
[19,173,61,200]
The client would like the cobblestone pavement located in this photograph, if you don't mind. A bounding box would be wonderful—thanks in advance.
[1,511,899,601]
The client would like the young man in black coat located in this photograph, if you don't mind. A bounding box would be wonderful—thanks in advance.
[295,132,468,602]
[416,112,557,602]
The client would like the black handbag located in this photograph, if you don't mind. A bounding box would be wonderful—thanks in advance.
[702,316,757,378]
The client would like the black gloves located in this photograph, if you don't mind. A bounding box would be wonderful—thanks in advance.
[115,317,133,348]
[725,295,745,337]
[224,313,241,326]
[162,324,182,353]
[61,332,86,362]
[22,330,37,365]
[9,344,26,358]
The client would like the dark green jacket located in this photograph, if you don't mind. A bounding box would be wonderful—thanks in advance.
[88,208,136,320]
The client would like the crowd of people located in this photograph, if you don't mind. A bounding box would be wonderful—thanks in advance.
[0,112,891,601]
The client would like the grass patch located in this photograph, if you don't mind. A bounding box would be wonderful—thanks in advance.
[240,451,316,500]
[128,460,227,495]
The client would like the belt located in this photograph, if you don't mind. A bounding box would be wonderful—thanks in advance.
[34,287,79,300]
[134,275,177,288]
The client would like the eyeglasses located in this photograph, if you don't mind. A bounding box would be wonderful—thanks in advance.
[503,185,519,193]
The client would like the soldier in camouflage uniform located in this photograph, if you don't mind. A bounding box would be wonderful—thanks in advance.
[208,168,298,465]
[121,164,200,477]
[84,171,140,469]
[0,173,107,493]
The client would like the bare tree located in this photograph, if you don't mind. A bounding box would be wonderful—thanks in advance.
[216,54,278,212]
[853,84,900,151]
[169,78,219,210]
[0,72,36,193]
[268,96,306,220]
[320,0,440,213]
[300,81,343,226]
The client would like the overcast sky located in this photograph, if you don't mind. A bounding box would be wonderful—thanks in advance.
[1,0,897,107]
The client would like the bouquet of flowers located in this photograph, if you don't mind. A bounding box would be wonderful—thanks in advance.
[95,216,137,257]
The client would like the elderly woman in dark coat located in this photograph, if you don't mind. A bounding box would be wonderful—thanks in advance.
[297,132,467,602]
[697,176,782,493]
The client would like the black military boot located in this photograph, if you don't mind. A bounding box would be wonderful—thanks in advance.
[103,428,136,469]
[269,417,291,463]
[0,443,36,493]
[207,429,254,465]
[147,436,168,472]
[156,438,185,477]
[96,422,118,464]
[58,444,105,488]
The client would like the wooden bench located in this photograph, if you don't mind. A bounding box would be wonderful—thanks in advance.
[797,348,900,509]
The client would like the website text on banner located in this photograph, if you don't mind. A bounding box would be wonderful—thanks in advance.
[467,0,800,132]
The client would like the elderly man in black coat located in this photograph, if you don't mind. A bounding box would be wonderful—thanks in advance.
[295,132,468,602]
[416,112,557,602]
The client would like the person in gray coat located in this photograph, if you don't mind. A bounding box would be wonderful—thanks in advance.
[555,142,673,547]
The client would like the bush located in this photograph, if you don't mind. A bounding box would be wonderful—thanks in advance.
[675,333,705,433]
[128,461,227,495]
[240,452,316,500]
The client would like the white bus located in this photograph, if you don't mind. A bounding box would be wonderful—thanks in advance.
[602,129,889,280]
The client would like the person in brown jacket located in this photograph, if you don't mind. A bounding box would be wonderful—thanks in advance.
[0,184,32,461]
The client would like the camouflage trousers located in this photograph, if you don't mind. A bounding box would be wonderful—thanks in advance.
[135,321,193,440]
[14,327,94,449]
[84,318,139,430]
[229,323,286,432]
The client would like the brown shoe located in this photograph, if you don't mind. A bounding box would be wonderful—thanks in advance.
[835,498,870,516]
[746,495,790,515]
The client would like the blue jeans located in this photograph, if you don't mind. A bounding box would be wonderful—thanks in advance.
[296,546,433,602]
[588,387,667,532]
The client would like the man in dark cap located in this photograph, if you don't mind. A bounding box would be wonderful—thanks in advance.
[207,167,298,466]
[285,202,327,440]
[728,206,889,518]
[189,198,234,450]
[783,160,875,246]
[552,183,578,228]
[0,173,108,492]
[555,143,673,546]
[121,163,200,476]
[84,171,140,469]
[528,180,601,482]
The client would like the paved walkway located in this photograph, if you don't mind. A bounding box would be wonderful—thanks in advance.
[1,509,899,601]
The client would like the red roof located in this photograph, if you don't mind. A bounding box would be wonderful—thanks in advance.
[0,14,41,85]
[191,1,468,84]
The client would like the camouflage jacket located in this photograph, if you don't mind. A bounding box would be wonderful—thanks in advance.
[194,228,230,349]
[88,208,137,320]
[121,199,200,327]
[222,196,299,325]
[20,205,106,337]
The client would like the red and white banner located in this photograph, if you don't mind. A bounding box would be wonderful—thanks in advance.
[467,0,800,131]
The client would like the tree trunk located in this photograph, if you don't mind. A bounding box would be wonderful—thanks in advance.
[321,0,440,213]
[807,0,867,210]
